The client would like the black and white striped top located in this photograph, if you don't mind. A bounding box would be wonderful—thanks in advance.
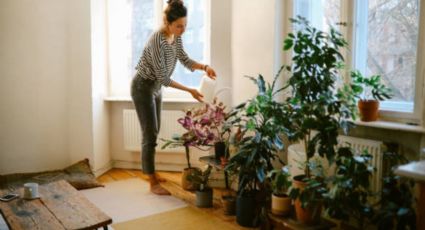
[135,30,195,87]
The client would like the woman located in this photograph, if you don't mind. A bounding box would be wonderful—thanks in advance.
[131,0,217,195]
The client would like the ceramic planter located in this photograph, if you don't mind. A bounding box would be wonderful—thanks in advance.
[271,194,291,216]
[358,100,379,121]
[181,167,201,191]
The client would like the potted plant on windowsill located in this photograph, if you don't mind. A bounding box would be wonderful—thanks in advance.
[161,99,227,190]
[187,165,214,208]
[267,166,292,216]
[225,73,287,227]
[280,16,358,224]
[350,70,393,121]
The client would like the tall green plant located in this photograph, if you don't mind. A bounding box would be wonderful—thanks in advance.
[281,16,356,177]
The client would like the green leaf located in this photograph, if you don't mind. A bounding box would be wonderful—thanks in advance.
[283,38,293,50]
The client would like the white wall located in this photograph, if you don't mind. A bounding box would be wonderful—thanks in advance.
[0,0,106,174]
[91,0,112,175]
[231,0,279,105]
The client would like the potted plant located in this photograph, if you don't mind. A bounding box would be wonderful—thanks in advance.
[225,73,287,227]
[372,143,416,229]
[187,165,214,208]
[281,16,358,224]
[324,146,375,229]
[267,166,292,216]
[161,99,227,190]
[350,70,393,121]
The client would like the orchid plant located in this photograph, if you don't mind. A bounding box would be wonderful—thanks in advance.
[161,98,227,168]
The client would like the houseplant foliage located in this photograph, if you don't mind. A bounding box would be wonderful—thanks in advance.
[280,16,358,224]
[267,166,292,216]
[350,70,393,121]
[324,147,375,229]
[187,165,214,208]
[161,99,227,190]
[372,144,416,229]
[224,72,287,227]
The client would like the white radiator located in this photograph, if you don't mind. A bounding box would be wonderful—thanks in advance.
[288,135,383,194]
[123,109,186,152]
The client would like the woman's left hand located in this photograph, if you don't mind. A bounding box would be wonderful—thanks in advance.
[205,66,217,80]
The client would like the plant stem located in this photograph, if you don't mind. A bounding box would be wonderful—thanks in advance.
[185,145,191,168]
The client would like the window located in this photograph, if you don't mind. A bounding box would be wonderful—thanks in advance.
[106,0,209,99]
[292,0,425,123]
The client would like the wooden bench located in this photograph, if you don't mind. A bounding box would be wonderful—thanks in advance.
[0,180,112,230]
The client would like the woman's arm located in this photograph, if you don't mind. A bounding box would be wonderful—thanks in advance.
[169,80,204,102]
[191,63,217,80]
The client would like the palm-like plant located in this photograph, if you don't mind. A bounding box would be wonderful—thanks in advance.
[225,73,287,195]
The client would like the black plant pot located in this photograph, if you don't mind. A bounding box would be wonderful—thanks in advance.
[214,141,226,160]
[236,193,259,227]
[196,188,213,208]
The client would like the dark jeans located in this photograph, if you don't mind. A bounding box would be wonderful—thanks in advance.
[131,76,162,174]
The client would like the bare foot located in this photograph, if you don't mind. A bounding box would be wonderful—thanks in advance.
[156,175,166,182]
[151,184,171,195]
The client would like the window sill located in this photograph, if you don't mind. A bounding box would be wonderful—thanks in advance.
[354,120,425,134]
[104,96,199,103]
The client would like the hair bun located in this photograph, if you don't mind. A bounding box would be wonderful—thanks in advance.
[167,0,183,6]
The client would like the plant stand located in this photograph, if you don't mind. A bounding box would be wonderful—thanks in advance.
[268,210,336,230]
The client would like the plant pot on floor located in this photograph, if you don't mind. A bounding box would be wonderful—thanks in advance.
[236,192,259,228]
[221,195,236,215]
[293,176,322,225]
[182,167,201,191]
[196,187,213,208]
[358,100,379,121]
[271,194,292,216]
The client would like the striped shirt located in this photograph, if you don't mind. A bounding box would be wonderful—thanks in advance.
[135,30,196,87]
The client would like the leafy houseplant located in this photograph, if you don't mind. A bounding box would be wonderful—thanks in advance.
[324,147,375,229]
[187,165,214,208]
[225,73,287,227]
[372,143,416,229]
[280,16,357,224]
[267,166,292,216]
[161,99,226,190]
[350,70,393,121]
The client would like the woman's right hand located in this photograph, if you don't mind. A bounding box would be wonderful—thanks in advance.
[189,88,204,102]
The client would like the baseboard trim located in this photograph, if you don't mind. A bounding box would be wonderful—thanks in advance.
[112,160,205,172]
[93,160,114,177]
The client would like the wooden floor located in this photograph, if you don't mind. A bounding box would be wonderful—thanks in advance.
[96,168,253,229]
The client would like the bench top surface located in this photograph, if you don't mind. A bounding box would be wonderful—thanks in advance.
[0,180,112,230]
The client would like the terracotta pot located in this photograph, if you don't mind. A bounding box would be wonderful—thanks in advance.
[292,175,322,225]
[358,100,379,122]
[271,194,292,216]
[181,167,201,191]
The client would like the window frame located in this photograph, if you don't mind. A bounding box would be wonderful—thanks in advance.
[286,0,425,124]
[105,0,211,101]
